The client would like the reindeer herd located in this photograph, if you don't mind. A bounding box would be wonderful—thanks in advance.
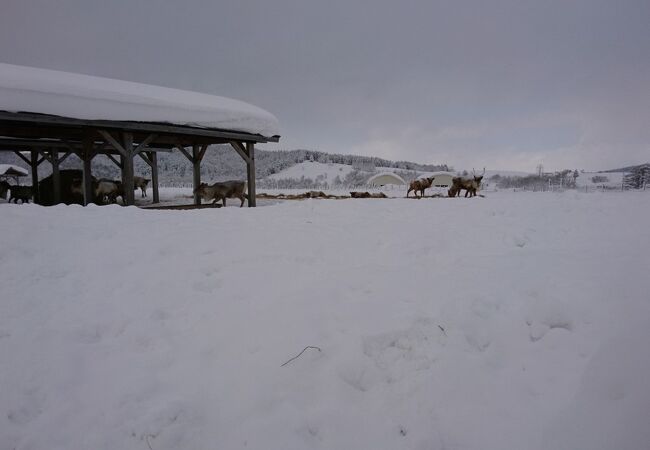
[407,168,485,199]
[0,172,151,205]
[2,169,485,206]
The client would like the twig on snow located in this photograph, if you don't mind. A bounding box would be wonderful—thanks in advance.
[281,346,322,367]
[146,435,154,450]
[438,325,447,336]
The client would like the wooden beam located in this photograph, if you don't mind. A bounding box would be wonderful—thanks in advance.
[0,111,279,143]
[106,153,123,169]
[0,139,78,149]
[149,151,160,204]
[30,150,39,204]
[13,150,31,165]
[176,145,194,163]
[97,129,128,157]
[137,152,153,168]
[192,144,202,205]
[82,134,94,206]
[50,151,61,204]
[40,152,52,163]
[59,150,73,164]
[122,133,135,205]
[198,144,209,161]
[246,142,256,207]
[229,141,250,164]
[133,133,158,154]
[0,137,196,152]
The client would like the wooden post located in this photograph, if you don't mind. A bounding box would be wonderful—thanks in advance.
[82,135,94,205]
[246,142,256,207]
[122,133,135,206]
[51,151,61,204]
[192,144,201,205]
[119,155,126,182]
[30,150,39,204]
[149,151,160,204]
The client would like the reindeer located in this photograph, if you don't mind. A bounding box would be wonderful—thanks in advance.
[193,180,248,207]
[108,181,125,204]
[7,185,33,203]
[406,176,435,198]
[94,179,122,205]
[350,191,387,198]
[133,176,150,197]
[0,181,10,200]
[448,168,485,197]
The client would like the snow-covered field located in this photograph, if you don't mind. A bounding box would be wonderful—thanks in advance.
[1,191,649,450]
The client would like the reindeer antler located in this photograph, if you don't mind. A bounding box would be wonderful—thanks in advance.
[482,167,485,176]
[472,168,476,176]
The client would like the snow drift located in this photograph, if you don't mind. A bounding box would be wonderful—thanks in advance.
[1,191,649,450]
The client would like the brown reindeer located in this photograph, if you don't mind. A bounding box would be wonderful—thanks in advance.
[406,177,435,198]
[94,179,122,204]
[448,168,485,197]
[350,191,388,198]
[194,180,248,207]
[133,176,150,198]
[7,185,33,203]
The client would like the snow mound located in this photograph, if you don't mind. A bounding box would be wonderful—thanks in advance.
[0,63,280,138]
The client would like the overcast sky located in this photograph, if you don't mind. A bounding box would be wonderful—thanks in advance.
[1,0,649,171]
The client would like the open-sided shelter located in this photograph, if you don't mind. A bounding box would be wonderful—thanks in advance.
[0,63,280,206]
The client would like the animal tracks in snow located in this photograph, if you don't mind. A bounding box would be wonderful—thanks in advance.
[339,319,446,391]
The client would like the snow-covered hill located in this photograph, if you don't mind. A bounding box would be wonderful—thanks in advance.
[2,191,649,450]
[266,163,535,184]
[265,160,355,182]
[575,171,625,189]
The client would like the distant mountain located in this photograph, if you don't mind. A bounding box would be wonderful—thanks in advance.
[0,146,449,187]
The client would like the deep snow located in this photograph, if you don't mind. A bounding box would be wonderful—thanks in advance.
[1,191,649,450]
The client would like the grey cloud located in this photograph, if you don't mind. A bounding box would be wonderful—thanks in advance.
[1,0,648,171]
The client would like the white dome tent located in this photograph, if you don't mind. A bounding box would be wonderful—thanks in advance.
[428,171,455,188]
[367,172,406,187]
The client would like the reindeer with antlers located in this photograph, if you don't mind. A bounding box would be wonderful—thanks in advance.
[448,168,485,198]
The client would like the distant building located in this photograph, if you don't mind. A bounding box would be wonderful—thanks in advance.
[0,164,28,185]
[367,172,406,186]
[428,171,454,188]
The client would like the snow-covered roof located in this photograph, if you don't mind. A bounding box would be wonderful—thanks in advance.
[0,164,28,176]
[0,63,279,138]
